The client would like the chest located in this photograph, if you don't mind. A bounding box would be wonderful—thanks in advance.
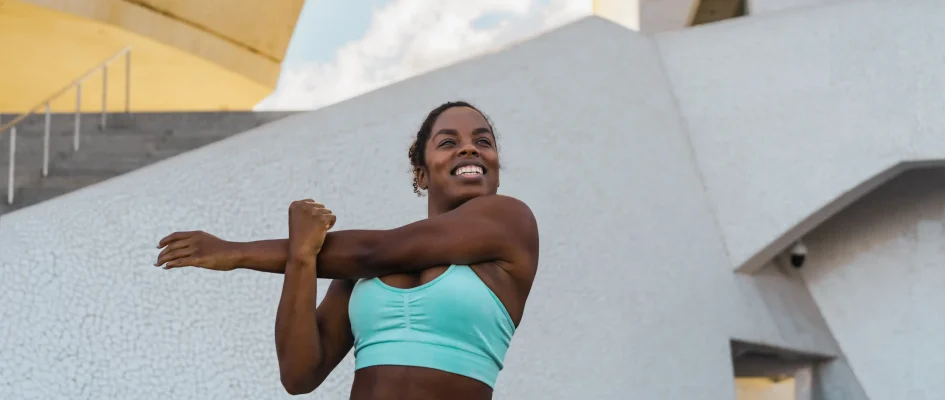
[348,266,516,341]
[377,263,522,326]
[378,265,452,289]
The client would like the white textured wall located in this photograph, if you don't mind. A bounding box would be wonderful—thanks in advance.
[639,0,700,32]
[801,168,945,400]
[656,0,945,272]
[4,0,943,397]
[747,0,843,15]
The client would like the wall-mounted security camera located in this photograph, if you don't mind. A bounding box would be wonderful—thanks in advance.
[787,241,807,269]
[773,240,808,275]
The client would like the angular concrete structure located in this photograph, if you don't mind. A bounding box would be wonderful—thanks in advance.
[0,0,303,112]
[2,1,943,398]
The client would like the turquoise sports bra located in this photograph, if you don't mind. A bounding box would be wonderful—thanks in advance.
[348,265,516,388]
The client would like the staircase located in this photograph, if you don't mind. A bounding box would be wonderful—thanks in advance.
[0,111,295,215]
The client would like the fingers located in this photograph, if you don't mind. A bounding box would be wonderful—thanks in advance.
[311,207,332,215]
[163,257,194,270]
[326,214,337,230]
[155,236,192,266]
[157,231,193,248]
[304,200,325,208]
[157,238,190,257]
[291,199,336,229]
[293,199,324,207]
[155,247,194,267]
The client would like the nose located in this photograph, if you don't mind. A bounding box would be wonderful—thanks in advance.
[458,142,479,157]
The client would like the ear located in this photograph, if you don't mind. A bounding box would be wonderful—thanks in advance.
[416,168,429,190]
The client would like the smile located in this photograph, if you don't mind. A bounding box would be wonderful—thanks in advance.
[454,165,484,176]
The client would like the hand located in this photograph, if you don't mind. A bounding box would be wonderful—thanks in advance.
[155,230,238,271]
[288,199,337,258]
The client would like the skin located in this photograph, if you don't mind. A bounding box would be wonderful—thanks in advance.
[155,106,540,399]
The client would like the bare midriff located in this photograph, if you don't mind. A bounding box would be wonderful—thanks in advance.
[349,365,494,400]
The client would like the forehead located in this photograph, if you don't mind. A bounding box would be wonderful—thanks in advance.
[431,107,490,132]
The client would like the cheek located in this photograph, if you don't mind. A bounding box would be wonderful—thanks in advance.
[426,156,452,176]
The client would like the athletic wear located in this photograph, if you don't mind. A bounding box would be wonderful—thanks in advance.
[348,265,516,388]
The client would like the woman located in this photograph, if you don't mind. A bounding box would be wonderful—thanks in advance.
[154,101,540,399]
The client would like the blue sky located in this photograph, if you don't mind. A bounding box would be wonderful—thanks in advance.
[257,0,590,110]
[283,0,391,66]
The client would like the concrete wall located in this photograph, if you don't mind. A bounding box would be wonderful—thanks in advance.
[2,1,942,398]
[594,0,703,33]
[594,0,643,30]
[748,0,841,15]
[656,0,945,273]
[800,168,945,400]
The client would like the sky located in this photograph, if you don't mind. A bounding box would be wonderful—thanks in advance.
[254,0,593,110]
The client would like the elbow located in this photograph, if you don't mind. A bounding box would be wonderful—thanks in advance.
[280,372,318,396]
[278,358,322,395]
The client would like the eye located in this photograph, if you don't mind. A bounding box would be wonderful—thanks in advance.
[476,138,492,147]
[437,139,456,148]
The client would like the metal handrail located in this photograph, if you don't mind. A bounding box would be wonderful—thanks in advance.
[2,46,132,205]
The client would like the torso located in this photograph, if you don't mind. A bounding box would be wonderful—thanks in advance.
[349,262,526,400]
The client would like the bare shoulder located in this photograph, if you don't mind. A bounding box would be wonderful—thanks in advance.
[466,195,537,229]
[468,195,537,241]
[465,195,539,276]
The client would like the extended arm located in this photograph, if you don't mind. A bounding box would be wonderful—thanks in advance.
[234,195,538,279]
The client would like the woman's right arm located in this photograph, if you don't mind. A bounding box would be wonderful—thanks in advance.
[276,200,354,395]
[276,273,354,395]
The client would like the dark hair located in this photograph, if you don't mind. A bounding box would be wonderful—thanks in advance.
[408,101,494,196]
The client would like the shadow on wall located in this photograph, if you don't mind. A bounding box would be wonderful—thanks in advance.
[803,167,945,272]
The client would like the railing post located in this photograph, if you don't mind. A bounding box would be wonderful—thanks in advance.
[43,104,51,177]
[101,65,108,129]
[125,50,131,113]
[74,83,82,151]
[7,126,16,204]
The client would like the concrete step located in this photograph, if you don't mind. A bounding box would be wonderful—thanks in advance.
[0,175,106,215]
[0,111,296,215]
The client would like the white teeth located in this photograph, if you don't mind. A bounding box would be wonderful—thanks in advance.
[455,165,483,176]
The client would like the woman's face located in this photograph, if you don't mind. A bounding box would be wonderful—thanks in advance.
[419,106,500,206]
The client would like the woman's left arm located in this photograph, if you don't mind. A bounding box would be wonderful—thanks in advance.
[314,194,539,279]
[156,195,539,279]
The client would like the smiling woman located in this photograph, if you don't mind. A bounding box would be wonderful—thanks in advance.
[155,101,540,400]
[409,102,501,207]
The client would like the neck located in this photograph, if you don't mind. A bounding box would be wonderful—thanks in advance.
[427,193,461,217]
[427,201,449,217]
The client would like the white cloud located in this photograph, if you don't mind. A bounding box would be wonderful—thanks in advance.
[255,0,592,111]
